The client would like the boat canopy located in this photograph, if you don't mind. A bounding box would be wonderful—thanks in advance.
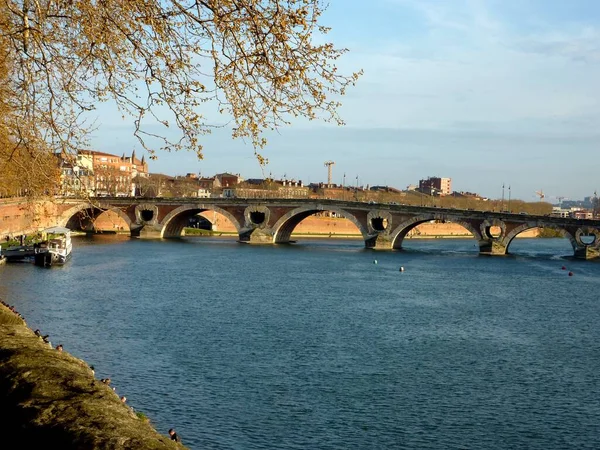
[42,226,71,235]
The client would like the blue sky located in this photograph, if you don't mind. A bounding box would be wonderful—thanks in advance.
[90,0,600,202]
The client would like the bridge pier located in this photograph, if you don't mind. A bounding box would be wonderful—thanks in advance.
[478,239,508,256]
[574,246,600,260]
[81,223,96,235]
[239,227,274,244]
[365,233,394,250]
[569,226,600,260]
[135,225,163,239]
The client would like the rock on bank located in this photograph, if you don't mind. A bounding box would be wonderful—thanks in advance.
[0,304,186,449]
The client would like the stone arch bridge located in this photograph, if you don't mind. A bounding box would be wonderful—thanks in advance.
[56,198,600,260]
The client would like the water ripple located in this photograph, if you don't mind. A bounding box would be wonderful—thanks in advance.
[1,237,600,449]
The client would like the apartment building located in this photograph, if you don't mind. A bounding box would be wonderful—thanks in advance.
[419,176,452,196]
[57,150,148,196]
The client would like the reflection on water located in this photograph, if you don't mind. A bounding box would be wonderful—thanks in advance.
[1,236,599,450]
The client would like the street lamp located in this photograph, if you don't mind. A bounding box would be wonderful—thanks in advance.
[508,185,511,212]
[343,173,346,201]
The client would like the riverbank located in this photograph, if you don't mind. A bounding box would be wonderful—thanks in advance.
[182,228,476,240]
[0,302,187,449]
[182,223,539,240]
[187,215,539,238]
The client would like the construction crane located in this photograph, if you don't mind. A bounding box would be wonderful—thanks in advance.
[535,190,545,201]
[324,161,335,187]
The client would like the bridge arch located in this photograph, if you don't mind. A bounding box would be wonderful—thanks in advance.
[504,223,577,253]
[389,214,483,250]
[480,218,506,240]
[575,226,600,247]
[160,204,242,238]
[271,206,368,243]
[60,202,133,232]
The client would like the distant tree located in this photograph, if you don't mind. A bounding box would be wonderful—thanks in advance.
[94,165,131,197]
[134,174,165,197]
[0,0,361,182]
[166,177,200,198]
[538,227,563,238]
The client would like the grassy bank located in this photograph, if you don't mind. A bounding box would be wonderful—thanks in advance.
[290,232,362,239]
[0,303,187,449]
[184,228,483,240]
[183,228,237,237]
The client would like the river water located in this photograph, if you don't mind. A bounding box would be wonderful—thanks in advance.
[1,236,599,449]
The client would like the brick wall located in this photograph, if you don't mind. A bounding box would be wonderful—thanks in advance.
[0,199,60,237]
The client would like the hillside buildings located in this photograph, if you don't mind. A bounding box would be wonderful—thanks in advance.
[550,194,599,219]
[52,157,599,218]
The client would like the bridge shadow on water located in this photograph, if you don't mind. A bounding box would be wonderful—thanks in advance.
[72,234,594,264]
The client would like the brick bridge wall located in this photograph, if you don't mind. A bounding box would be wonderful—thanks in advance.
[0,198,596,259]
[0,199,62,237]
[0,198,556,240]
[73,197,599,258]
[92,206,541,238]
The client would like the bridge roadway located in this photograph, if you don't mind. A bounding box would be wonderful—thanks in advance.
[57,197,600,259]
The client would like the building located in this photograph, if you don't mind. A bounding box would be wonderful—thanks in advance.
[56,154,94,196]
[419,177,452,196]
[572,210,594,220]
[195,174,243,198]
[87,150,148,196]
[128,150,148,180]
[57,150,148,197]
[196,188,212,198]
[198,177,220,191]
[215,173,243,188]
[550,206,594,219]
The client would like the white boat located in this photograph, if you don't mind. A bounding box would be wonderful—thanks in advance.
[34,227,72,267]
